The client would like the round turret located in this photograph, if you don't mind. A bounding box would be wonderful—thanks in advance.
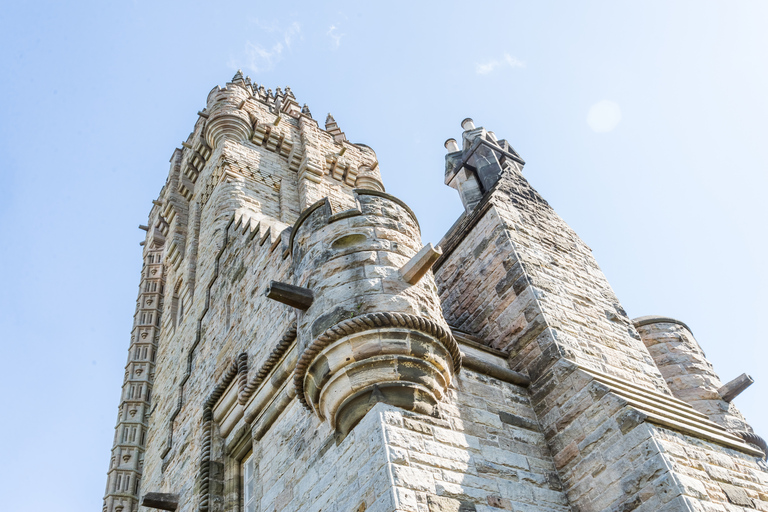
[204,82,253,148]
[354,165,384,192]
[633,316,749,431]
[291,190,460,435]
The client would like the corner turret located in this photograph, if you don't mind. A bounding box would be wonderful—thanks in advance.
[288,190,460,436]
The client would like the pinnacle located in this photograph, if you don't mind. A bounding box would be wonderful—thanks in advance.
[232,69,244,83]
[325,114,339,132]
[325,113,346,142]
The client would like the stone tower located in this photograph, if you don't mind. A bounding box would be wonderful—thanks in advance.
[103,73,767,512]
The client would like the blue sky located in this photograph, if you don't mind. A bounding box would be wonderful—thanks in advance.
[1,2,767,510]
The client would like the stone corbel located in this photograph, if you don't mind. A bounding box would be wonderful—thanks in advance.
[265,281,314,310]
[142,492,179,511]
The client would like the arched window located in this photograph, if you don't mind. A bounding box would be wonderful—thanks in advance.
[225,294,232,332]
[171,279,184,329]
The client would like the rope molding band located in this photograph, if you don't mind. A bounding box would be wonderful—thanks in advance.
[734,430,768,460]
[198,358,238,512]
[293,312,462,410]
[239,325,297,404]
[197,323,297,512]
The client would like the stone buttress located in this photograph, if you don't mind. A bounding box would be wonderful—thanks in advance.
[435,118,768,511]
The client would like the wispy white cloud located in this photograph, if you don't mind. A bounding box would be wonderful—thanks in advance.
[283,21,300,47]
[476,60,499,75]
[327,25,344,49]
[475,53,525,74]
[504,54,525,68]
[232,21,302,73]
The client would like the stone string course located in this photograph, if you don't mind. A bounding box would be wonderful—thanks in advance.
[293,312,462,411]
[102,73,766,512]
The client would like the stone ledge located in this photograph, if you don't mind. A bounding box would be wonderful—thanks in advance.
[579,365,764,458]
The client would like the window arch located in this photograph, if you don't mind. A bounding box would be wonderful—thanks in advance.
[225,294,232,332]
[171,279,184,329]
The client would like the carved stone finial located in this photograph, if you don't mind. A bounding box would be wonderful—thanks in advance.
[231,69,244,83]
[325,114,346,142]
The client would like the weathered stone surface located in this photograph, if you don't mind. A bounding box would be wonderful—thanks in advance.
[633,317,752,432]
[141,492,179,511]
[102,77,767,512]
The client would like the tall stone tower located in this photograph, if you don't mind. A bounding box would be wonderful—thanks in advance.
[103,73,767,512]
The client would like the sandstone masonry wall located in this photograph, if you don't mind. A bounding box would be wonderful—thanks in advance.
[434,121,767,512]
[104,79,766,512]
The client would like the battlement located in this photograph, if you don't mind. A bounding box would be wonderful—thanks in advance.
[103,75,767,512]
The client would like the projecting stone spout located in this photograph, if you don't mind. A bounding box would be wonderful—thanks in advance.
[290,191,460,435]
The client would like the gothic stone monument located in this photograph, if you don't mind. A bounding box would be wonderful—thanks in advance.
[103,72,768,512]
